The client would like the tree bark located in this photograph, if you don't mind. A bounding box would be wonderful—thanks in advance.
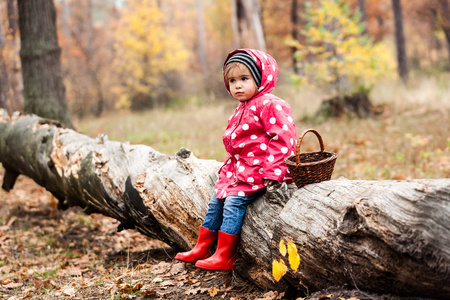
[251,0,266,52]
[0,111,449,299]
[391,0,409,82]
[17,0,74,128]
[195,0,211,93]
[291,0,300,74]
[7,0,18,37]
[0,9,9,111]
[231,0,266,51]
[358,0,367,35]
[438,0,450,67]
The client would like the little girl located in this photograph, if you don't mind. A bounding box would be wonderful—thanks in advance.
[175,49,297,272]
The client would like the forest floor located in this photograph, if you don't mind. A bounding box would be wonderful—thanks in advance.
[0,171,433,300]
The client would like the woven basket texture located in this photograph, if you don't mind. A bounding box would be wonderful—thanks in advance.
[285,129,337,188]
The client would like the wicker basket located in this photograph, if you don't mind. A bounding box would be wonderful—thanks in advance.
[285,128,338,189]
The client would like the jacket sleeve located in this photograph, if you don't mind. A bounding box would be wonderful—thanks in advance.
[259,99,297,182]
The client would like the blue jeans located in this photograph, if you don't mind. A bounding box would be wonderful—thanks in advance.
[201,192,260,235]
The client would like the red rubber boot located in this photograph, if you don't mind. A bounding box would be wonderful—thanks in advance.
[195,231,239,272]
[175,226,217,263]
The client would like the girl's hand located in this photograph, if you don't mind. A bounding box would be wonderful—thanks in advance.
[263,179,276,186]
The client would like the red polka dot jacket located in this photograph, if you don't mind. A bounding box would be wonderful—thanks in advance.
[215,49,298,199]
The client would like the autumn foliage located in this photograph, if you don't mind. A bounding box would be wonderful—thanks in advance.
[287,0,395,96]
[112,0,189,110]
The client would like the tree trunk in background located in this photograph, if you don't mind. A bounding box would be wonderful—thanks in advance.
[231,0,266,51]
[195,0,211,91]
[4,0,23,113]
[291,0,300,74]
[61,0,70,37]
[391,0,409,82]
[439,0,450,66]
[358,0,367,35]
[251,0,266,52]
[6,0,18,37]
[0,10,9,111]
[17,0,74,128]
[1,112,449,299]
[85,0,104,117]
[231,0,240,49]
[86,0,94,58]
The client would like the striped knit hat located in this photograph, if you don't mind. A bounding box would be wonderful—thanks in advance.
[225,52,262,87]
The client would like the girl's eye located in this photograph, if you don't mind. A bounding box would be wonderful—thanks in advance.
[242,77,248,81]
[229,79,235,83]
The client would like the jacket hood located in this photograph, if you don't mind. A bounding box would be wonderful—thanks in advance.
[223,48,279,98]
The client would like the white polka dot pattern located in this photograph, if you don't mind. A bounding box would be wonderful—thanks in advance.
[216,48,297,199]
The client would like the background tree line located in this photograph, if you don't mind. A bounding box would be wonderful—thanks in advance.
[0,0,449,125]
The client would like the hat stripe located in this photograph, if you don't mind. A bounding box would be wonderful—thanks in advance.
[226,52,262,87]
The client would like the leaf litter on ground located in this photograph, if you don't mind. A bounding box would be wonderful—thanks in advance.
[0,171,266,299]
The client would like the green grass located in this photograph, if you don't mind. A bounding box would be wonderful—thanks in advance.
[76,75,450,180]
[34,268,59,279]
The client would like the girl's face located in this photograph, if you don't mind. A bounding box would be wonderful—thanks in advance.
[227,65,258,102]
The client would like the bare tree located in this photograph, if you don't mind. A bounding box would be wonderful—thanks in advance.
[291,0,300,74]
[358,0,367,35]
[231,0,266,51]
[61,0,107,118]
[196,0,210,88]
[438,0,450,66]
[61,0,70,37]
[0,7,8,111]
[6,0,18,36]
[3,0,23,113]
[17,0,74,128]
[391,0,409,82]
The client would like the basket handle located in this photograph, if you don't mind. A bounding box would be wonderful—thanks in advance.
[295,128,325,164]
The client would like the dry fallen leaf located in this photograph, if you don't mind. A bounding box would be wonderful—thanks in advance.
[152,261,170,274]
[140,284,157,295]
[185,287,201,296]
[160,280,175,287]
[318,293,335,299]
[4,281,23,289]
[168,262,185,275]
[257,290,278,300]
[62,286,77,297]
[209,287,220,297]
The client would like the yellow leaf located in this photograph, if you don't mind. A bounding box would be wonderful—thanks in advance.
[272,259,288,282]
[208,287,219,297]
[287,241,300,272]
[279,239,287,256]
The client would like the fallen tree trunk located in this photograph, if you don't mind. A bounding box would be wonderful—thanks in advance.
[0,110,449,299]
